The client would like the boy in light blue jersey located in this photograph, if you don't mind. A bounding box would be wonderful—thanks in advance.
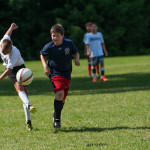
[83,22,99,76]
[85,23,108,82]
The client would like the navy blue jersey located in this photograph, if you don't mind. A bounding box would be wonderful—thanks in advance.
[40,38,78,80]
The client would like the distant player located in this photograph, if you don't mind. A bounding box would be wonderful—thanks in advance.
[85,23,108,82]
[83,22,99,76]
[0,23,36,131]
[40,24,80,128]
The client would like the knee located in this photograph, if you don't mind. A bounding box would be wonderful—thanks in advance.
[56,90,64,100]
[101,62,104,67]
[14,82,24,92]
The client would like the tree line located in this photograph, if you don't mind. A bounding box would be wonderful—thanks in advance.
[0,0,150,59]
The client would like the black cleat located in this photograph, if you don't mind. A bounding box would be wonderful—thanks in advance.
[53,111,61,128]
[25,120,32,131]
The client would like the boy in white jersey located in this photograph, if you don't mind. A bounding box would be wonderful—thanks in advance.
[0,23,36,131]
[85,23,108,82]
[83,22,99,76]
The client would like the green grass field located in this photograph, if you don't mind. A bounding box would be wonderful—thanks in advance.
[0,55,150,150]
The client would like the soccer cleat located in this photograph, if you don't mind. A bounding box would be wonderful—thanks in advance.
[28,105,36,113]
[92,78,97,82]
[100,76,108,82]
[53,119,61,128]
[53,111,61,128]
[25,120,32,131]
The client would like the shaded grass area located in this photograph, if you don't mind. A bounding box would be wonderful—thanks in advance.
[1,72,150,96]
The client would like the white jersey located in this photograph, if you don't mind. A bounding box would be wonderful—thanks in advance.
[85,32,104,57]
[0,35,24,69]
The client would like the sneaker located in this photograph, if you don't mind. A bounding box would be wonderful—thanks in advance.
[53,111,61,128]
[100,76,108,82]
[28,105,36,113]
[92,78,97,82]
[25,120,32,131]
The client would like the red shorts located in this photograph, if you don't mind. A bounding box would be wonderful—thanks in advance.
[51,75,70,100]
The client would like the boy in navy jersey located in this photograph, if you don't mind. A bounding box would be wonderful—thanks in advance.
[40,24,80,128]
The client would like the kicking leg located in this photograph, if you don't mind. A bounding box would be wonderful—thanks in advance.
[14,82,35,131]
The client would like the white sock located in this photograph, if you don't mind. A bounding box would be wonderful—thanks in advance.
[23,104,31,122]
[93,73,97,78]
[18,91,31,108]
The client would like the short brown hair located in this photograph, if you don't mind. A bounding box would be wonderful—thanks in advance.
[85,22,92,27]
[91,22,97,26]
[50,24,65,35]
[1,39,12,52]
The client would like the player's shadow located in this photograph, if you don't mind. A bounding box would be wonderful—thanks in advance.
[61,126,150,133]
[0,72,150,96]
[69,72,150,95]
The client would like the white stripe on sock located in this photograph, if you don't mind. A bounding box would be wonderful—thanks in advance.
[23,104,31,122]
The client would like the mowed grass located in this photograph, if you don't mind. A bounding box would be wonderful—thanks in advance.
[0,55,150,150]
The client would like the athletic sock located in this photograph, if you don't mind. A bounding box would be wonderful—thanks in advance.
[18,91,31,108]
[54,99,64,120]
[101,67,105,76]
[96,64,99,74]
[92,67,97,78]
[88,64,91,75]
[23,104,31,122]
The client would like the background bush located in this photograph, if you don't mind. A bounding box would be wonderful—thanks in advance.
[0,0,150,59]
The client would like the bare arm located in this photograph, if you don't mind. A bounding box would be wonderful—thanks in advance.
[40,55,51,76]
[85,44,91,56]
[102,43,108,56]
[5,23,18,37]
[84,44,87,56]
[0,69,12,81]
[73,52,80,66]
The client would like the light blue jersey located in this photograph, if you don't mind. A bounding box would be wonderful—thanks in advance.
[83,32,91,55]
[85,32,104,57]
[83,32,90,43]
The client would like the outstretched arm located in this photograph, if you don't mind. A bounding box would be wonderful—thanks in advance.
[5,23,18,37]
[0,69,12,81]
[40,55,51,76]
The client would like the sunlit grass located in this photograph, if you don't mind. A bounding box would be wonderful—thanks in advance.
[0,55,150,150]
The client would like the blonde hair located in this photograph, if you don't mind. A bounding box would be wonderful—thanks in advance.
[1,39,12,53]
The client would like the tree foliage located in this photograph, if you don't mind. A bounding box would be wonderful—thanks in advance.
[0,0,150,59]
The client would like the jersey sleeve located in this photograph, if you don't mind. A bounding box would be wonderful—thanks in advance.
[85,35,90,45]
[70,41,78,54]
[83,34,86,43]
[40,44,50,56]
[100,33,104,43]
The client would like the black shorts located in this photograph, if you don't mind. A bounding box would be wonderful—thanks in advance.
[8,64,26,84]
